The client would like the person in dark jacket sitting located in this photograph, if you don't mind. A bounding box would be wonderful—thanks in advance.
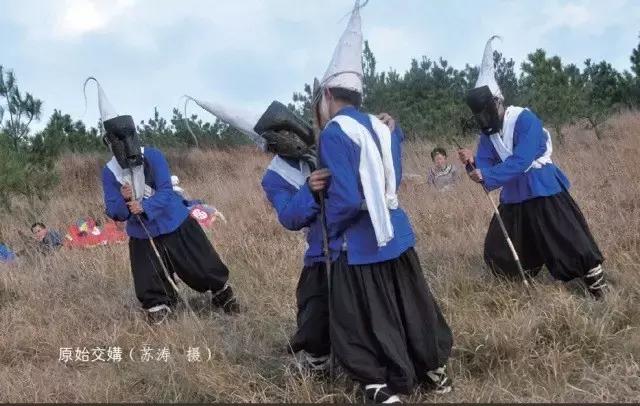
[31,222,63,252]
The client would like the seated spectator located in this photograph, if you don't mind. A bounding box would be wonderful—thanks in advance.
[427,147,461,191]
[31,222,63,252]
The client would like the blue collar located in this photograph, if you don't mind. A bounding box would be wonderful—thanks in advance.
[336,105,359,117]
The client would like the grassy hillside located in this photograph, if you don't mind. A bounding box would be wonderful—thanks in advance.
[0,113,638,402]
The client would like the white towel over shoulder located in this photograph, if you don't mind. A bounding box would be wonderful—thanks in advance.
[490,106,553,171]
[329,114,398,247]
[267,155,311,190]
[106,147,154,200]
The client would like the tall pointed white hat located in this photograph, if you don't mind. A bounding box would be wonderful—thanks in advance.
[474,35,503,100]
[83,77,119,126]
[184,95,264,148]
[320,0,364,93]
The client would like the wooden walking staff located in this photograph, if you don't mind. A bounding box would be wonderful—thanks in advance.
[312,79,337,392]
[127,164,201,321]
[453,138,531,289]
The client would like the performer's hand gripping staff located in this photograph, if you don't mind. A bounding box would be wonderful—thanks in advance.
[109,120,195,316]
[454,138,531,289]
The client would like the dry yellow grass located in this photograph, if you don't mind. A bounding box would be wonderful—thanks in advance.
[0,112,638,403]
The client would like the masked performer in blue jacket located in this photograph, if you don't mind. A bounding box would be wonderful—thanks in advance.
[458,37,606,298]
[87,78,240,325]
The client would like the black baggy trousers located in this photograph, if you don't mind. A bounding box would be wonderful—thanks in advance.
[129,216,229,309]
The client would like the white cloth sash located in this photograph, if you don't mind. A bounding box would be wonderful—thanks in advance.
[328,114,397,248]
[267,155,310,190]
[490,106,553,171]
[106,147,154,199]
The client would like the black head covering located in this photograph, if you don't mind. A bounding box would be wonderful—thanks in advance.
[466,85,494,115]
[466,85,502,135]
[103,115,143,168]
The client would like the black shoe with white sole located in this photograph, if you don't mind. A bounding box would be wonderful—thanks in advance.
[301,351,330,373]
[364,384,401,404]
[146,304,172,325]
[424,365,453,394]
[211,284,241,314]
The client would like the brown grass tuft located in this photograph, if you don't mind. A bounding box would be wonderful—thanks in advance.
[0,112,639,402]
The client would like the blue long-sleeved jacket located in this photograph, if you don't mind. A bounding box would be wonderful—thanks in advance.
[261,158,324,266]
[102,147,189,239]
[476,109,571,204]
[319,106,415,265]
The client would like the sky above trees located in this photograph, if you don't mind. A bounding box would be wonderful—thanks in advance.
[1,0,639,131]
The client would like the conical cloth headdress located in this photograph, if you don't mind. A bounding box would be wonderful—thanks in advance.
[83,77,119,129]
[84,77,145,199]
[319,0,364,93]
[474,35,503,100]
[184,95,264,148]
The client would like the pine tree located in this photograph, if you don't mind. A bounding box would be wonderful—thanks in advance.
[631,33,640,77]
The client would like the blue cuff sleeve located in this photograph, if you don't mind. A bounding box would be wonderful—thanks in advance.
[262,173,320,231]
[102,170,131,221]
[140,150,174,222]
[475,134,497,171]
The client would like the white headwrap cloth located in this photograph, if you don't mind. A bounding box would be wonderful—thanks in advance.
[320,0,364,93]
[83,77,119,132]
[184,95,264,148]
[474,35,503,100]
